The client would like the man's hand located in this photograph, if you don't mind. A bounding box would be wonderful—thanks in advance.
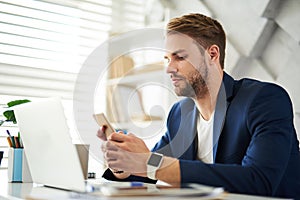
[97,128,131,178]
[101,132,151,177]
[109,132,150,153]
[99,130,180,183]
[96,126,108,141]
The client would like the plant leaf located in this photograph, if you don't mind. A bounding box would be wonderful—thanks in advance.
[7,99,31,107]
[3,110,16,123]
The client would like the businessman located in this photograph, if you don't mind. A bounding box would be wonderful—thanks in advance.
[99,13,300,199]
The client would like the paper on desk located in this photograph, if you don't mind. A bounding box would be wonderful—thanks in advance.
[91,182,224,198]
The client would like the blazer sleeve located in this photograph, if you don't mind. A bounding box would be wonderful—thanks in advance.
[180,84,297,196]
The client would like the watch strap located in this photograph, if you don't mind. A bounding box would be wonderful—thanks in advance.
[147,166,157,180]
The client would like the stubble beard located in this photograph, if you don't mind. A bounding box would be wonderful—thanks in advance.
[174,65,209,99]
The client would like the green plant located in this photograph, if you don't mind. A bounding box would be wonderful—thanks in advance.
[0,99,31,126]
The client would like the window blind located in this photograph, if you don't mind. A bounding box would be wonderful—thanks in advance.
[0,0,146,99]
[0,0,146,169]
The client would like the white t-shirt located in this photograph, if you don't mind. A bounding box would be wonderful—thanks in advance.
[196,112,214,163]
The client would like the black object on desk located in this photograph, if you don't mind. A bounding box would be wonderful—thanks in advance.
[0,151,3,166]
[88,172,96,179]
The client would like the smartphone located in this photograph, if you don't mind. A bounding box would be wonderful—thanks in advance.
[93,113,115,137]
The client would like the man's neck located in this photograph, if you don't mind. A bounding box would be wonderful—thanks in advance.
[194,70,223,121]
[194,96,216,121]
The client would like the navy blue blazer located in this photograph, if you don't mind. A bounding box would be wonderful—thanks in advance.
[103,72,300,199]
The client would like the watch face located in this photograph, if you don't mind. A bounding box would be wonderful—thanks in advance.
[148,153,162,166]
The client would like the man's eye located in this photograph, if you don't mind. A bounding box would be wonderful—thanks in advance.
[176,55,186,60]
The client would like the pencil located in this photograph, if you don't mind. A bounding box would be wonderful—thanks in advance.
[6,130,15,148]
[14,136,20,148]
[18,133,23,148]
[6,130,11,137]
[7,137,13,147]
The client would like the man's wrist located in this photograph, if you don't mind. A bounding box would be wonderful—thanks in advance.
[155,157,180,184]
[147,152,164,180]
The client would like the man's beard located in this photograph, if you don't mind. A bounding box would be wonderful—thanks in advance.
[174,65,209,99]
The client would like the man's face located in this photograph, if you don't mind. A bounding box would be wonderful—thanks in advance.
[164,33,209,99]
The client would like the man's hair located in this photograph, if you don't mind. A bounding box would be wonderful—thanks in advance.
[167,13,226,69]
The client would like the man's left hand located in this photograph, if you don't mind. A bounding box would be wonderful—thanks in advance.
[101,132,151,176]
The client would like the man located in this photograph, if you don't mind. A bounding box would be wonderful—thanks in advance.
[98,13,300,199]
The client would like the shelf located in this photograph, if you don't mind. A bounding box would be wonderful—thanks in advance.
[106,69,168,86]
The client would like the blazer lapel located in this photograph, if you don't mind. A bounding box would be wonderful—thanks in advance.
[213,73,235,162]
[173,99,198,159]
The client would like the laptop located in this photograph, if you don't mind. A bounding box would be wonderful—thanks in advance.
[14,97,224,197]
[14,97,87,192]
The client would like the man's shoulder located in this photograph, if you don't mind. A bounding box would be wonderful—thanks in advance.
[231,77,291,108]
[234,77,287,95]
[235,76,265,87]
[223,72,286,99]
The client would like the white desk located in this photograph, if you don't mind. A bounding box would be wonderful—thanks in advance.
[0,169,292,200]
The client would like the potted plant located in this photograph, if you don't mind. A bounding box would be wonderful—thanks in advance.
[0,99,30,148]
[0,99,31,126]
[0,99,30,165]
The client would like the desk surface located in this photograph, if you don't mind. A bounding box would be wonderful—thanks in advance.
[0,169,292,200]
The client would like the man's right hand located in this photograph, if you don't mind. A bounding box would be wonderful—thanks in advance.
[97,127,131,179]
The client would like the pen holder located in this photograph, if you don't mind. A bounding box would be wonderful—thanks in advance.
[7,148,32,183]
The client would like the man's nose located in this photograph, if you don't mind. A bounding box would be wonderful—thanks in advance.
[166,59,178,74]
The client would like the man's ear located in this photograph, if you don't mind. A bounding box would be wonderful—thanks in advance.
[207,45,220,62]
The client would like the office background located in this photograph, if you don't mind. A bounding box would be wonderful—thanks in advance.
[0,0,299,175]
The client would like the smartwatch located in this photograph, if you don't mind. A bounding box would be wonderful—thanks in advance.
[147,152,163,180]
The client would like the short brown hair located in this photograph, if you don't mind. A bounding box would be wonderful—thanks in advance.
[167,13,226,69]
